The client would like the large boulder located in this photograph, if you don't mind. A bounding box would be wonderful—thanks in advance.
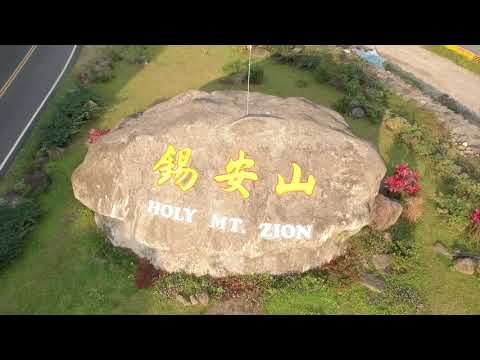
[72,90,387,277]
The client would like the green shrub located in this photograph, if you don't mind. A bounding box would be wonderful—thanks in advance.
[312,51,388,122]
[40,86,102,148]
[0,201,41,270]
[109,45,150,65]
[13,180,32,197]
[222,59,247,75]
[388,220,416,258]
[222,61,264,84]
[249,65,264,84]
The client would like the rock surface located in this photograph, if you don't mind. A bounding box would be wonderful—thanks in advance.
[433,241,452,259]
[72,90,387,277]
[454,258,477,275]
[360,273,386,293]
[372,254,392,272]
[370,194,403,231]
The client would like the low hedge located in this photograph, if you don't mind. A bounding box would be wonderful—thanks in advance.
[0,200,41,271]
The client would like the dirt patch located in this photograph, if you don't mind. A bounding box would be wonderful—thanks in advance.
[206,297,264,315]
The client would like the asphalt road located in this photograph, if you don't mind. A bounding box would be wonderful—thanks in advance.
[0,45,78,176]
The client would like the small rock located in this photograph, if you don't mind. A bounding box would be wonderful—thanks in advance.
[370,194,403,231]
[454,257,477,275]
[196,292,209,306]
[372,254,392,272]
[78,72,89,85]
[433,241,452,259]
[360,273,386,293]
[383,232,393,242]
[86,100,98,110]
[292,47,303,54]
[35,156,49,168]
[47,147,65,160]
[175,294,190,306]
[350,107,366,118]
[189,295,199,305]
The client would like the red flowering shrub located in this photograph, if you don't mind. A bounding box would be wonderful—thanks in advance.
[88,128,110,143]
[472,208,480,230]
[384,163,421,196]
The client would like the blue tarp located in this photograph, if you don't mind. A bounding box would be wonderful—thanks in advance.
[353,48,386,68]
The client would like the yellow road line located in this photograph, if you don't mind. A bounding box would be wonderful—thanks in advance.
[445,45,480,63]
[0,45,38,99]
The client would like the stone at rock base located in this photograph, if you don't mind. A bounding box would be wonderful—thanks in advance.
[350,107,366,118]
[370,194,403,231]
[189,295,199,305]
[433,241,452,260]
[196,292,210,306]
[360,273,386,293]
[453,257,477,275]
[372,254,392,272]
[252,47,271,59]
[47,147,65,160]
[383,232,393,243]
[72,90,387,277]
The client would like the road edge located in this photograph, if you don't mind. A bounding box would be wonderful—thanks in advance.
[0,45,79,176]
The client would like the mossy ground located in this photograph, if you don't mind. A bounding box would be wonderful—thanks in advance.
[0,45,479,314]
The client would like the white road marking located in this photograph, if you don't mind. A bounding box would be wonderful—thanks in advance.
[0,45,78,173]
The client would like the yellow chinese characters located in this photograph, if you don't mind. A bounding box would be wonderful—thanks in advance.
[152,144,198,192]
[276,162,316,196]
[214,150,258,199]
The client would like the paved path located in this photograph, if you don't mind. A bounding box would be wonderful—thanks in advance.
[0,45,78,176]
[376,45,480,116]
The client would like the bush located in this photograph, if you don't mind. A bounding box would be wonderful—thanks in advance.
[388,220,416,258]
[80,46,150,84]
[222,59,247,75]
[311,51,388,122]
[221,60,264,85]
[249,65,264,84]
[0,201,41,270]
[40,86,102,148]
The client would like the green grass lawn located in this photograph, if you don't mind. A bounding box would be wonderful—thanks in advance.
[1,45,479,314]
[423,45,480,77]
